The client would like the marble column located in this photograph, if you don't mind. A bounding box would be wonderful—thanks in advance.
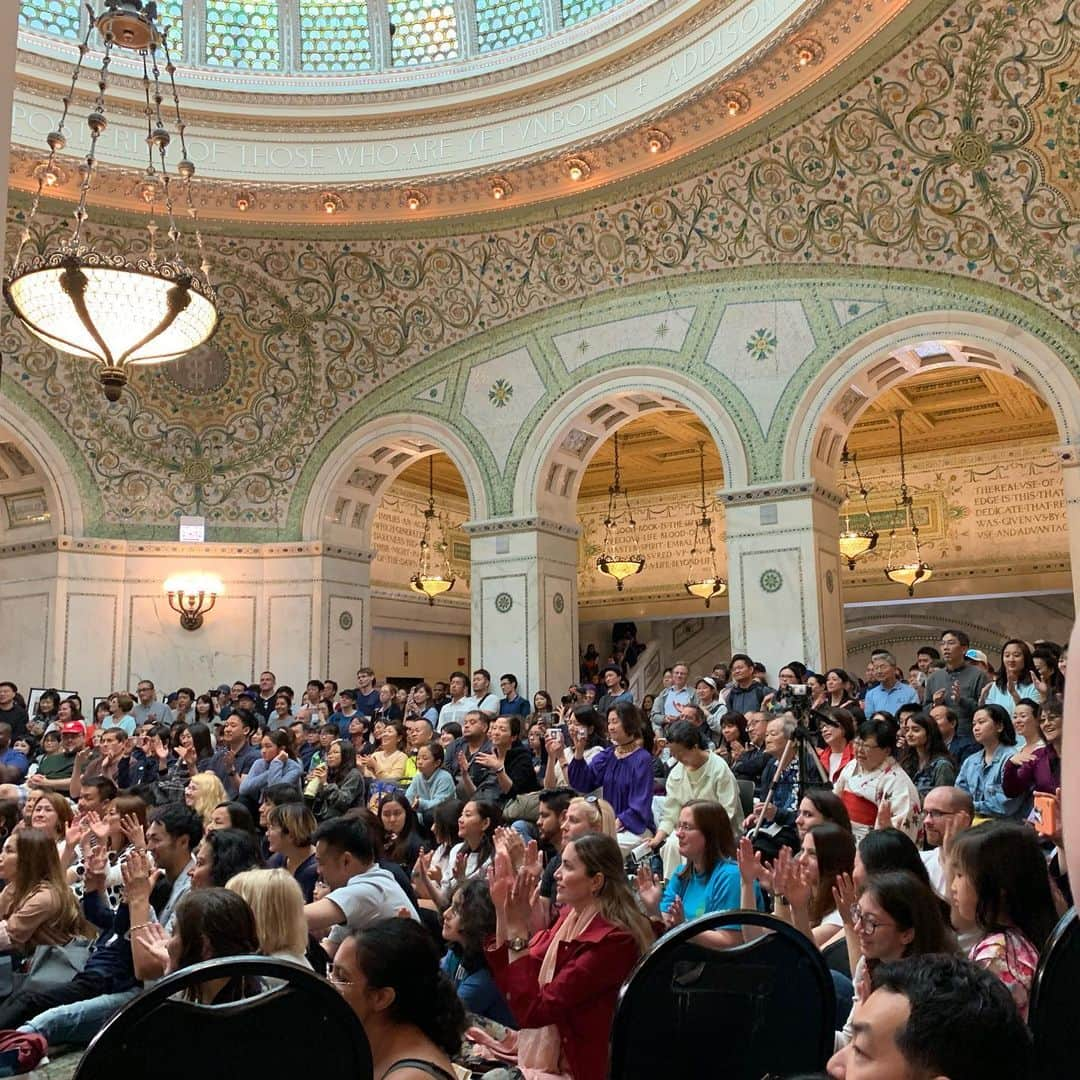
[721,481,846,678]
[1055,445,1080,612]
[463,517,580,701]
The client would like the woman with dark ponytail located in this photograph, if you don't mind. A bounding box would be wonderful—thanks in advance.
[330,917,465,1080]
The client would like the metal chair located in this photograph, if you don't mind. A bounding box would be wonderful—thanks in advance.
[74,956,372,1080]
[609,910,835,1080]
[821,934,850,979]
[737,779,756,818]
[1029,906,1079,1078]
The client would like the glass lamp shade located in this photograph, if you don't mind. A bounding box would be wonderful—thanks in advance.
[838,529,878,569]
[410,573,455,605]
[685,577,727,606]
[596,554,645,590]
[4,251,219,400]
[884,561,933,596]
[163,572,223,631]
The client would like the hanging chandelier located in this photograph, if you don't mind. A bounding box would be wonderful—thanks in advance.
[884,410,933,595]
[837,443,878,569]
[3,1,219,403]
[684,442,727,606]
[409,456,456,605]
[596,430,645,590]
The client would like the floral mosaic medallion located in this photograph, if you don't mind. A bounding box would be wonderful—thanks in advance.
[760,569,783,593]
[339,610,354,630]
[552,592,565,614]
[746,328,778,362]
[495,591,513,612]
[488,379,514,407]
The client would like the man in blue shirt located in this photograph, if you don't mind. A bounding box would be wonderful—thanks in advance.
[498,674,532,719]
[0,721,29,782]
[354,666,381,717]
[863,652,919,716]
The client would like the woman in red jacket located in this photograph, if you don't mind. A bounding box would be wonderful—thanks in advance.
[486,832,654,1080]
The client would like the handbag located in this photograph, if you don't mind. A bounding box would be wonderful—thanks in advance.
[24,937,93,986]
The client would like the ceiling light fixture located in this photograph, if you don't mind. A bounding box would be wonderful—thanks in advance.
[403,188,427,211]
[883,410,933,595]
[234,189,254,213]
[489,176,512,201]
[3,0,218,404]
[792,38,825,68]
[725,89,751,117]
[321,191,344,215]
[684,442,727,607]
[596,430,645,590]
[837,443,878,569]
[564,156,591,182]
[644,128,672,155]
[409,456,456,605]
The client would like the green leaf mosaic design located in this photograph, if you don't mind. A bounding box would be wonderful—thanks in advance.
[475,0,544,52]
[205,1,280,71]
[18,0,81,39]
[388,0,458,65]
[300,2,372,71]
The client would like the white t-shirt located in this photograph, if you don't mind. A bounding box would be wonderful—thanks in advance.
[920,847,947,899]
[325,864,419,945]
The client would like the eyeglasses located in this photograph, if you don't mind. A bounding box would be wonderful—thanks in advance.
[674,822,699,833]
[327,969,353,988]
[851,906,895,936]
[922,809,958,820]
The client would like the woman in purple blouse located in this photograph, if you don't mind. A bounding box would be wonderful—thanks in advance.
[1003,699,1062,799]
[567,700,655,854]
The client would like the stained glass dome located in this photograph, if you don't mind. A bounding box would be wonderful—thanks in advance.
[18,0,632,73]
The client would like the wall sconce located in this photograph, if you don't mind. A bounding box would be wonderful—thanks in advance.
[644,128,672,154]
[164,572,223,631]
[792,38,825,68]
[234,189,254,212]
[489,176,513,201]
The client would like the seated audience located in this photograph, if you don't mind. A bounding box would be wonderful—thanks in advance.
[238,729,304,800]
[949,821,1059,1020]
[207,800,257,835]
[833,717,920,841]
[226,867,311,967]
[305,817,419,960]
[266,801,319,902]
[1003,696,1062,799]
[817,709,856,782]
[185,772,228,832]
[440,879,515,1026]
[331,918,465,1080]
[648,722,742,878]
[795,789,853,839]
[956,704,1027,820]
[405,742,455,828]
[378,791,425,877]
[567,701,655,853]
[898,712,957,799]
[487,833,654,1080]
[826,953,1033,1079]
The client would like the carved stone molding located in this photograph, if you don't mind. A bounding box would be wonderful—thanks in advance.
[720,481,844,508]
[463,516,582,539]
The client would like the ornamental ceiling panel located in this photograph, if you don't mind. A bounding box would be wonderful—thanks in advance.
[1,0,1077,540]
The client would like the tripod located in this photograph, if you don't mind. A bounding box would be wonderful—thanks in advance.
[750,713,832,841]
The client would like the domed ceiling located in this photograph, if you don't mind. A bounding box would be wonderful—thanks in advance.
[10,0,913,221]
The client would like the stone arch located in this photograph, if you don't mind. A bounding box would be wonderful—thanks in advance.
[784,312,1080,484]
[0,392,83,538]
[300,413,489,546]
[512,367,751,525]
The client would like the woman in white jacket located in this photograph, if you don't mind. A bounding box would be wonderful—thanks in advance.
[649,721,743,879]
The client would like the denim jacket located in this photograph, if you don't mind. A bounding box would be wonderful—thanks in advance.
[957,742,1028,819]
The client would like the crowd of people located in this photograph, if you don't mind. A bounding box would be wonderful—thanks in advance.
[0,627,1069,1078]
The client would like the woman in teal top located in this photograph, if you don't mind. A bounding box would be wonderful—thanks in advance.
[636,800,761,946]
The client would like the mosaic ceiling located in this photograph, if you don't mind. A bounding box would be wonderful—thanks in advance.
[1,0,1078,542]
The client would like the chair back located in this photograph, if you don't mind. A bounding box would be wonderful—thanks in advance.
[609,910,835,1080]
[74,956,373,1080]
[1029,906,1079,1078]
[821,935,850,979]
[737,779,755,817]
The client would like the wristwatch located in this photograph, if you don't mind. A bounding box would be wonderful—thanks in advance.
[508,936,529,952]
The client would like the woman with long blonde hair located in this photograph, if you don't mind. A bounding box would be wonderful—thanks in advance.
[563,795,618,842]
[184,772,227,829]
[0,828,92,950]
[226,867,310,967]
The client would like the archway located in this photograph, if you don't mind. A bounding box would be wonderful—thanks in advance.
[513,366,750,526]
[787,317,1080,662]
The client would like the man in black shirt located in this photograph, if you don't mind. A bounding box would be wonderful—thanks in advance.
[0,682,28,740]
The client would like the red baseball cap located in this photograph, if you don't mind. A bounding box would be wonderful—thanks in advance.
[60,721,85,736]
